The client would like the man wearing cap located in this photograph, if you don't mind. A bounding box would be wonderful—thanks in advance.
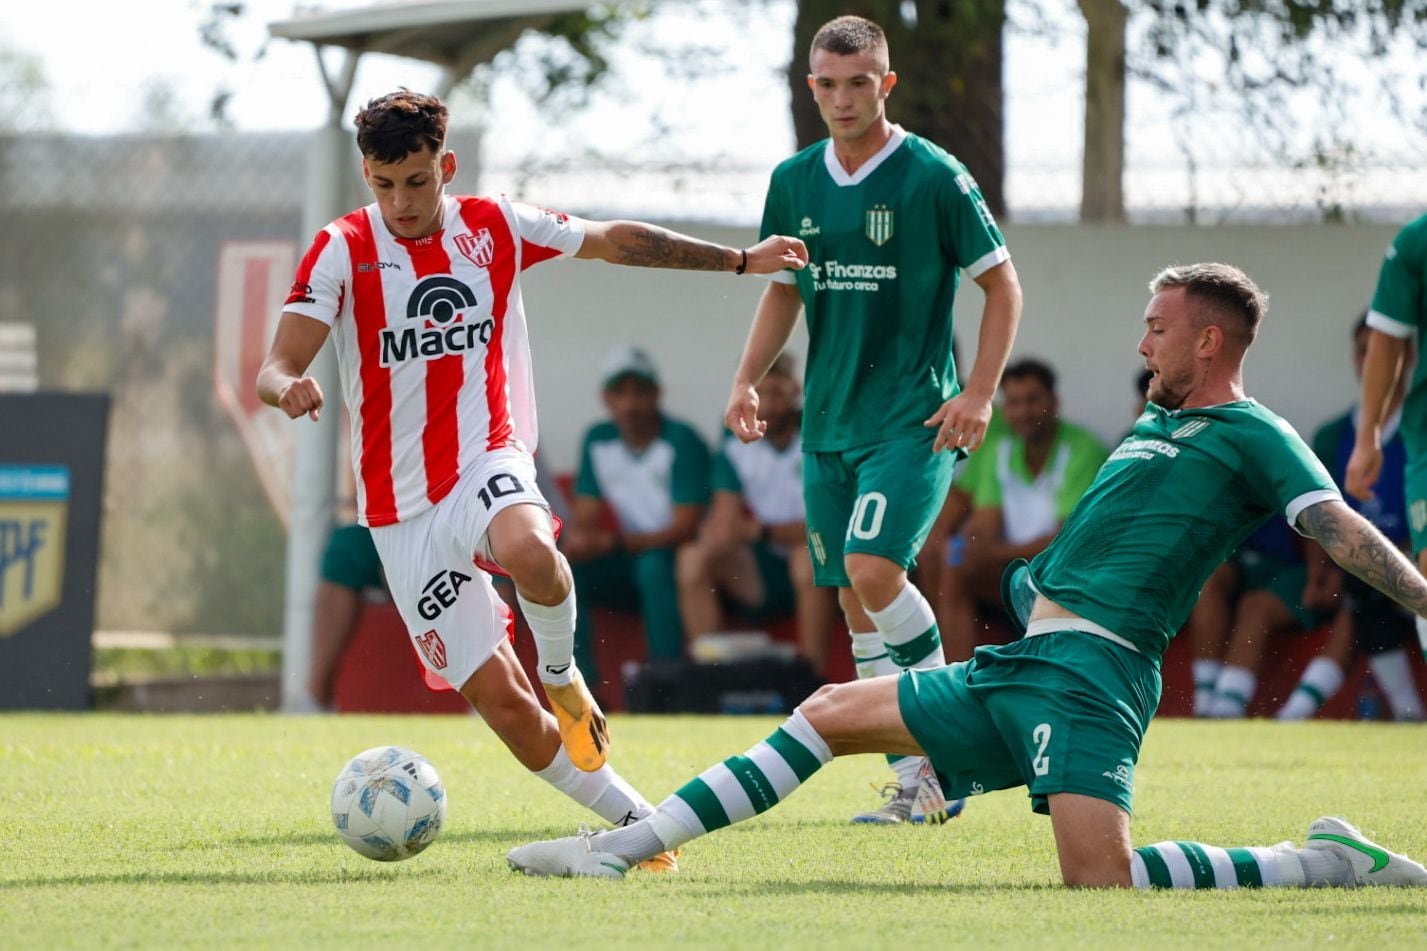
[564,346,713,675]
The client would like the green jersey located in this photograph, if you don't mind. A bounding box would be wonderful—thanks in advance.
[1367,213,1427,454]
[759,126,1009,452]
[1026,400,1339,664]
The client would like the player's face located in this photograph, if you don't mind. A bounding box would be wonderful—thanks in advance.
[808,49,896,144]
[1138,287,1202,410]
[363,147,456,239]
[603,377,661,436]
[1001,377,1058,442]
[755,372,800,429]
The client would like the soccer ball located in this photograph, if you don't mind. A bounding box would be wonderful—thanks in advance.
[330,746,446,861]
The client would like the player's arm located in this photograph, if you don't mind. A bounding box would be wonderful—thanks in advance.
[924,261,1023,453]
[575,220,808,275]
[725,282,804,443]
[1297,499,1427,617]
[256,312,332,422]
[1346,330,1410,501]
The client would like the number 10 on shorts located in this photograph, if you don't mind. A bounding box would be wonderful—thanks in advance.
[846,492,887,541]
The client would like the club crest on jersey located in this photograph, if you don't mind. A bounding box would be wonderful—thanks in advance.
[455,229,494,268]
[415,629,448,669]
[865,205,894,246]
[1170,418,1210,440]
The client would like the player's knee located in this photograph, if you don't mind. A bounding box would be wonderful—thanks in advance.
[675,542,711,586]
[843,553,903,606]
[796,682,849,736]
[500,535,565,591]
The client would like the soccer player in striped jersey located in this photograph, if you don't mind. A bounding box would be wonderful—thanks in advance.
[257,90,807,866]
[509,263,1427,889]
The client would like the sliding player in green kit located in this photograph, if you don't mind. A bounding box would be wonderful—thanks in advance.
[509,262,1427,889]
[724,15,1024,824]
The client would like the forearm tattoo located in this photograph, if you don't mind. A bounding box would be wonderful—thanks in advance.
[610,225,732,271]
[1299,501,1427,616]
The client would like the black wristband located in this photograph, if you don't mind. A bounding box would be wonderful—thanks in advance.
[735,248,748,275]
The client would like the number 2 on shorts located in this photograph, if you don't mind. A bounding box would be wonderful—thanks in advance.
[1031,722,1052,777]
[847,491,887,541]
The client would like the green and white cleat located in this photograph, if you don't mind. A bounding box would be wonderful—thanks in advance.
[1305,816,1427,887]
[507,829,630,879]
[851,782,916,824]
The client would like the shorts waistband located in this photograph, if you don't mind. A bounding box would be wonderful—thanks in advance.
[1024,616,1142,655]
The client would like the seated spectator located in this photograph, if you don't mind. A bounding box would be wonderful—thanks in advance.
[940,359,1108,660]
[563,346,711,675]
[307,523,386,711]
[1200,517,1338,718]
[675,354,836,675]
[1278,314,1424,721]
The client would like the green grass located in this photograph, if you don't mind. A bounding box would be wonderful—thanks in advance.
[2,715,1424,948]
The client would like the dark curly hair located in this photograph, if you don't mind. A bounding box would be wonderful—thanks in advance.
[354,89,448,164]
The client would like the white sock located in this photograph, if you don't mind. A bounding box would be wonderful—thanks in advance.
[849,630,899,680]
[1277,657,1343,721]
[1208,664,1256,718]
[1193,659,1223,717]
[866,583,944,670]
[518,586,577,686]
[532,746,653,827]
[1369,648,1425,721]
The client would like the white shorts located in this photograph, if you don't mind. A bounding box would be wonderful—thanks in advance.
[369,448,552,689]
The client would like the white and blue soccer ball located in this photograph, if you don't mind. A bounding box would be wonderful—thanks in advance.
[331,746,446,861]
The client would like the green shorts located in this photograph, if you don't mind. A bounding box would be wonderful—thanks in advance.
[1406,452,1427,556]
[897,631,1161,815]
[1233,550,1321,629]
[803,433,959,588]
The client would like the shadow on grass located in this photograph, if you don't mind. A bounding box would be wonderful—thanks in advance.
[2,866,446,889]
[220,826,545,848]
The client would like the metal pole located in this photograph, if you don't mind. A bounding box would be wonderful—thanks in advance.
[281,47,359,712]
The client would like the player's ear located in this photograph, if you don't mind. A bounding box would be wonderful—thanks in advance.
[806,73,816,92]
[440,150,457,184]
[881,70,898,97]
[360,157,371,185]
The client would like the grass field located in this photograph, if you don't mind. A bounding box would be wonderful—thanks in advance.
[2,714,1425,948]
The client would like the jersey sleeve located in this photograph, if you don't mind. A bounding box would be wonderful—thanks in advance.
[669,423,712,506]
[319,525,384,591]
[574,427,603,500]
[283,227,348,326]
[710,437,743,495]
[758,171,798,286]
[937,166,1009,279]
[1244,416,1342,534]
[1367,215,1427,338]
[508,200,587,270]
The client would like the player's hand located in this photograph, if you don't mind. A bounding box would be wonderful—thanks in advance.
[278,377,324,422]
[925,391,993,454]
[742,236,808,274]
[1345,440,1383,502]
[724,384,767,443]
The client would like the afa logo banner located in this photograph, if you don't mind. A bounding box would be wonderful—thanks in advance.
[0,465,69,637]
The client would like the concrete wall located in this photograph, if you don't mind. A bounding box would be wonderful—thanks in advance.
[520,223,1398,473]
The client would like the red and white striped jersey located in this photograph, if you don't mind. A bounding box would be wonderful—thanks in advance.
[283,195,585,527]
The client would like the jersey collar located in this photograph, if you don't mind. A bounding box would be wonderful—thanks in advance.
[822,124,907,187]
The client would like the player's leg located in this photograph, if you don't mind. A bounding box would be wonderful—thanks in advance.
[1207,584,1297,718]
[507,676,913,876]
[1186,560,1238,716]
[472,453,609,771]
[631,547,684,660]
[787,545,835,675]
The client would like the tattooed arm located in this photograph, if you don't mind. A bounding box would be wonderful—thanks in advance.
[1297,499,1427,616]
[577,220,807,275]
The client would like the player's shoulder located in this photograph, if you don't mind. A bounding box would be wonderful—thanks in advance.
[581,420,622,445]
[658,415,709,449]
[900,132,972,181]
[1390,211,1427,259]
[771,140,829,181]
[1209,399,1307,444]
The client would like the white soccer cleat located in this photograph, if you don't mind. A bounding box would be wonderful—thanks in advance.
[1305,816,1427,887]
[507,829,630,879]
[909,763,965,825]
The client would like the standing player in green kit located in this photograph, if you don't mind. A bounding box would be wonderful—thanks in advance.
[1347,212,1427,656]
[722,15,1023,823]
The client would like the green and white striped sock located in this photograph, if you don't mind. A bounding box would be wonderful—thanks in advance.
[610,709,834,859]
[1131,840,1322,888]
[867,583,945,670]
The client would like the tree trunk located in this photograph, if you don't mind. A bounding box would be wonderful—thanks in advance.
[788,0,1006,218]
[1078,0,1127,223]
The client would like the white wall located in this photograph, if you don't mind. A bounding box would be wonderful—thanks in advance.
[520,223,1399,474]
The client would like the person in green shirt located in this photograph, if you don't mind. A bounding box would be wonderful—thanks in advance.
[1347,212,1427,658]
[510,262,1427,890]
[943,359,1107,660]
[721,14,1023,825]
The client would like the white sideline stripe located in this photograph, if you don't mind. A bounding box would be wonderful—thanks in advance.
[747,742,800,800]
[703,762,757,824]
[1204,845,1239,888]
[1159,843,1195,888]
